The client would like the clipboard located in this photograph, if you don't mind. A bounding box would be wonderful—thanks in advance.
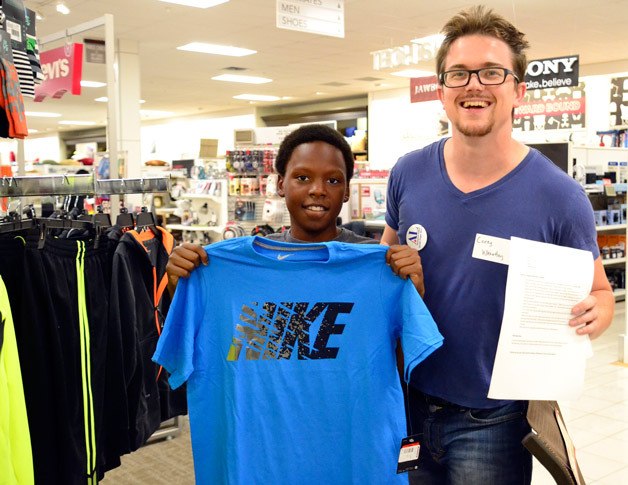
[522,400,586,485]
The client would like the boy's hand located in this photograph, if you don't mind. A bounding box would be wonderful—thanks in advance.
[385,245,425,297]
[166,243,209,297]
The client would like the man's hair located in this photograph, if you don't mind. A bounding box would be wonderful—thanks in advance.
[274,124,354,180]
[436,5,530,82]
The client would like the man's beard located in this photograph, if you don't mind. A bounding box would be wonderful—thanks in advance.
[454,119,494,137]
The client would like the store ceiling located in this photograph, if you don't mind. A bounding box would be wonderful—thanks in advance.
[22,0,628,134]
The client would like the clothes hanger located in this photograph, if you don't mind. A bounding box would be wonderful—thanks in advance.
[135,206,158,235]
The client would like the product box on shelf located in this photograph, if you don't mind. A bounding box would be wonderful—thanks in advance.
[199,139,218,159]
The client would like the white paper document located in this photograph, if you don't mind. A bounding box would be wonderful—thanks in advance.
[488,237,594,401]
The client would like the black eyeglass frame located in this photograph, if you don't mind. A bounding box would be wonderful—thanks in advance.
[438,68,520,88]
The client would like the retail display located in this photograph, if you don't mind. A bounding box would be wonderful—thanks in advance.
[0,174,186,483]
[0,274,34,485]
[154,237,443,484]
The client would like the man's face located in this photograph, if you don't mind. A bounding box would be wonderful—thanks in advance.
[278,141,348,242]
[438,34,526,138]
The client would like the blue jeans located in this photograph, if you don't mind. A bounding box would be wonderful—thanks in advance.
[407,387,532,485]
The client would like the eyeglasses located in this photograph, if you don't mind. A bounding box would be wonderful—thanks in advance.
[439,68,520,88]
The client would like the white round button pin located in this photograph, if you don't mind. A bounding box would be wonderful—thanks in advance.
[406,224,428,251]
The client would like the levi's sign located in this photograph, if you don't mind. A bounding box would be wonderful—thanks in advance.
[524,55,579,90]
[34,43,84,102]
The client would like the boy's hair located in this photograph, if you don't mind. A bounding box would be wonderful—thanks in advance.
[274,124,355,180]
[436,5,529,82]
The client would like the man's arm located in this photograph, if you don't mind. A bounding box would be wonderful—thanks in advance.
[569,256,615,340]
[381,224,400,246]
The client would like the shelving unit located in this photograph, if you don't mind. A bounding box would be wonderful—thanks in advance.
[164,179,229,243]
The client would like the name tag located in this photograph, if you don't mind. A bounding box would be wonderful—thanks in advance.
[472,234,510,265]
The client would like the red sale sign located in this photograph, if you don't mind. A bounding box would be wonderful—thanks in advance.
[34,43,83,102]
[410,76,439,103]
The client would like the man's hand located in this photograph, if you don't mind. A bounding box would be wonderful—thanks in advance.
[385,244,425,298]
[569,257,615,340]
[569,292,613,340]
[166,243,209,297]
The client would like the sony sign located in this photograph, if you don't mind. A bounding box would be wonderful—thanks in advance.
[524,55,579,90]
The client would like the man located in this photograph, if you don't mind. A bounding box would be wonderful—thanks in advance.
[381,5,614,484]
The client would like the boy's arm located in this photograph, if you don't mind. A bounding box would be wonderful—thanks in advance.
[166,243,209,297]
[381,224,425,297]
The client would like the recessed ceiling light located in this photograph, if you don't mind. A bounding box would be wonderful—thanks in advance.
[178,42,256,57]
[211,74,272,84]
[391,69,435,78]
[28,129,39,134]
[81,80,106,88]
[95,97,145,103]
[158,0,229,8]
[25,111,62,118]
[233,94,280,102]
[56,2,70,15]
[58,120,97,126]
[141,109,174,118]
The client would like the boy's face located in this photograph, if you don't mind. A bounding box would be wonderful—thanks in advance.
[278,141,349,242]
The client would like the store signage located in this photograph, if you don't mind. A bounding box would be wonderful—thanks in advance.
[372,38,441,71]
[276,0,345,39]
[524,55,579,90]
[410,76,439,103]
[84,38,106,64]
[514,83,586,131]
[609,76,628,127]
[34,43,83,102]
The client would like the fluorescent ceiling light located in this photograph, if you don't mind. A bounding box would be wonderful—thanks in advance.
[28,129,39,134]
[158,0,229,7]
[25,111,62,118]
[178,42,256,57]
[141,109,174,118]
[58,121,97,126]
[233,94,280,102]
[95,97,145,103]
[211,74,272,84]
[391,69,435,78]
[81,80,106,88]
[56,2,70,15]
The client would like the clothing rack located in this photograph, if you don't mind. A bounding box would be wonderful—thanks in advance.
[0,172,183,445]
[0,174,171,197]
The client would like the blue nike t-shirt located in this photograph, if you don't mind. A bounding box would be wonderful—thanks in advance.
[153,236,443,485]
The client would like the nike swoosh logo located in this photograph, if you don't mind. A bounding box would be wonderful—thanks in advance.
[277,254,292,260]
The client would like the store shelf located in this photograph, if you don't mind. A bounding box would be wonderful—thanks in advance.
[603,257,626,266]
[182,192,223,203]
[166,224,225,233]
[596,224,627,232]
[614,289,626,301]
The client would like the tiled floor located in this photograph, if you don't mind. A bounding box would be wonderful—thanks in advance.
[532,302,628,484]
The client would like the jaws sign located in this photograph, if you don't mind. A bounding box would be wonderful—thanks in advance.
[34,43,83,102]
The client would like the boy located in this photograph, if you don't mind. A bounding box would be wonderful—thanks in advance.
[155,124,441,484]
[166,123,424,295]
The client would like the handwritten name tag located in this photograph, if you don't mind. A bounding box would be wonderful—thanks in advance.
[472,234,510,265]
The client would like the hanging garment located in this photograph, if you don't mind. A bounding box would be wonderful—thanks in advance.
[0,274,34,485]
[5,232,109,485]
[154,237,444,485]
[0,57,28,138]
[107,225,186,460]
